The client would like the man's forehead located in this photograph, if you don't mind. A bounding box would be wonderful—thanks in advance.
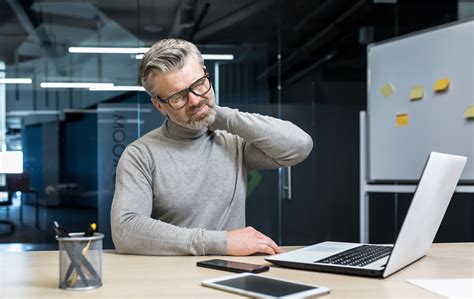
[151,57,203,97]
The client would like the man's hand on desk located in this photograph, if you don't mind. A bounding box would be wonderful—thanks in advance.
[227,226,282,256]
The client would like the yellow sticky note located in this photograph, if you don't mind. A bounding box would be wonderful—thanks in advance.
[396,113,409,127]
[464,105,474,119]
[380,82,394,98]
[434,78,450,92]
[409,86,424,101]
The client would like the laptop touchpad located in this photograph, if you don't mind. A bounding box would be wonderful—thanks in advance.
[307,242,356,253]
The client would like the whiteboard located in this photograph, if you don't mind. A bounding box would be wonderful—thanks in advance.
[368,19,474,182]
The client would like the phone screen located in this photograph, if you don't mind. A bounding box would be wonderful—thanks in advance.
[212,274,318,297]
[197,259,269,273]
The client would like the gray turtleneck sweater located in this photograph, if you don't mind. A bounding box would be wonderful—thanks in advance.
[111,106,313,255]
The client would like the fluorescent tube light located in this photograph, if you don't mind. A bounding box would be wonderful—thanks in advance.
[69,47,235,61]
[135,53,234,60]
[0,78,32,84]
[0,151,23,174]
[64,109,100,113]
[7,110,60,116]
[69,47,149,54]
[89,85,146,91]
[202,54,234,60]
[40,82,114,89]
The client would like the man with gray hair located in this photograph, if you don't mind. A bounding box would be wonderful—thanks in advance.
[111,38,313,256]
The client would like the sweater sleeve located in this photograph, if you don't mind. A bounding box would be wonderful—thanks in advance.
[211,106,313,170]
[110,144,227,256]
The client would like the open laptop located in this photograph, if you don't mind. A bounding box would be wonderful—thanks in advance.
[266,152,467,278]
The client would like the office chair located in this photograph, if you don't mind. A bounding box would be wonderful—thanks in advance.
[0,193,15,235]
[0,172,40,229]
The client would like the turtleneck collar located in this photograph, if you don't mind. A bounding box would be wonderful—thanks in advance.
[162,118,208,140]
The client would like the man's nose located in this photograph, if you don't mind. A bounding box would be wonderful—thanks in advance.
[187,91,201,107]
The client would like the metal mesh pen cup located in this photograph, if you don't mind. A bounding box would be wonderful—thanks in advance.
[56,232,104,291]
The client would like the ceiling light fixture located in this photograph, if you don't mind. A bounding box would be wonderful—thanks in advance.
[0,78,32,84]
[40,82,114,89]
[69,48,234,61]
[69,47,149,54]
[6,110,60,116]
[134,53,234,60]
[202,54,234,60]
[89,85,146,91]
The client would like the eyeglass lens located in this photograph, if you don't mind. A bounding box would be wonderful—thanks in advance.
[168,76,211,109]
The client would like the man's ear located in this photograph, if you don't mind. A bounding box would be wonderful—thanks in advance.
[151,98,166,115]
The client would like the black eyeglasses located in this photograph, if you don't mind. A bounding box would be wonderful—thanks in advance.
[154,72,212,110]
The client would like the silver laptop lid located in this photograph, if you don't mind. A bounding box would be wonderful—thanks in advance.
[383,152,467,277]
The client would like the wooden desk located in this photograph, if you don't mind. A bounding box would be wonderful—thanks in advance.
[1,243,472,298]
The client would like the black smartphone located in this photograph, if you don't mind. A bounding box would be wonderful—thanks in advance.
[196,259,269,273]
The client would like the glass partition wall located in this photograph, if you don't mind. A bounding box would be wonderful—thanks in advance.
[0,0,467,249]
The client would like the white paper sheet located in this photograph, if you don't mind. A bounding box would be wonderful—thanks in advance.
[407,278,474,299]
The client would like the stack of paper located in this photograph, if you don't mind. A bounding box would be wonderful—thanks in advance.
[407,278,474,298]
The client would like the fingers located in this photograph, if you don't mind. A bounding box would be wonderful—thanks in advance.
[227,226,282,256]
[253,229,281,254]
[259,238,280,254]
[257,243,276,255]
[265,237,281,253]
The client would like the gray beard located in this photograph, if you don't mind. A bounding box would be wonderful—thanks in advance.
[170,106,216,130]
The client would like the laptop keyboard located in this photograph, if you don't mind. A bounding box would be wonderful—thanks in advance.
[315,245,393,267]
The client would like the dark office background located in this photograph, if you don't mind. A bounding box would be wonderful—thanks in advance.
[0,0,472,250]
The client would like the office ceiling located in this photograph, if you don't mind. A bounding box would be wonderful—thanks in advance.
[0,0,458,76]
[0,0,459,130]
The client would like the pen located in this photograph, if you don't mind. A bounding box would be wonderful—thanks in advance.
[52,221,90,287]
[52,221,69,238]
[68,223,97,286]
[84,223,97,238]
[82,223,97,254]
